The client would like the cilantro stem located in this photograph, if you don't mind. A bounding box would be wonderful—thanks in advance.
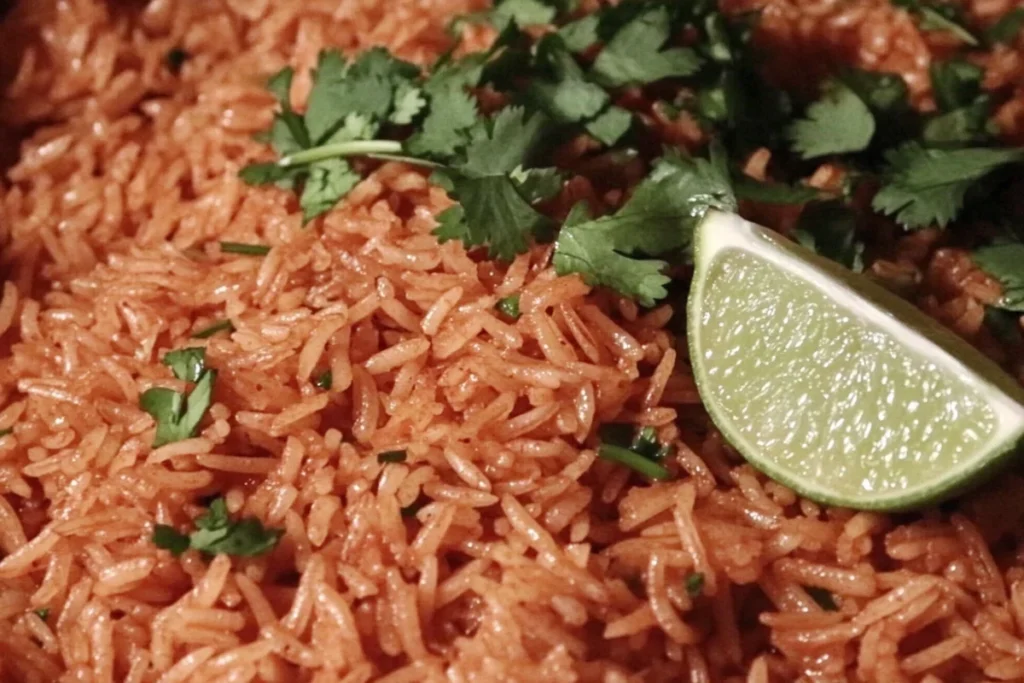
[598,443,671,480]
[280,140,405,167]
[220,242,271,256]
[365,152,444,169]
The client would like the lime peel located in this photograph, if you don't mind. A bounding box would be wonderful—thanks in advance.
[687,211,1024,511]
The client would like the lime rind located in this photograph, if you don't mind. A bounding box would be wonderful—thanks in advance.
[687,210,1024,511]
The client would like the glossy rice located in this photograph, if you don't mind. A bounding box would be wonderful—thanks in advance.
[1,1,1024,682]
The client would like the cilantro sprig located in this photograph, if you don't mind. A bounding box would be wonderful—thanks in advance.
[152,498,282,558]
[141,348,216,447]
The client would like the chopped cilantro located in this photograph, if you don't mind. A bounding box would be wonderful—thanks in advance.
[973,243,1024,311]
[789,81,875,159]
[140,369,216,447]
[162,347,206,383]
[152,498,282,558]
[32,607,50,621]
[314,370,333,390]
[985,8,1024,45]
[931,60,984,113]
[598,443,671,480]
[734,178,820,205]
[872,144,1024,228]
[165,48,189,75]
[805,586,838,611]
[685,573,705,597]
[192,319,234,339]
[377,450,408,464]
[922,98,995,146]
[794,201,865,272]
[496,294,521,319]
[553,146,736,305]
[220,242,270,256]
[591,7,701,87]
[918,4,979,45]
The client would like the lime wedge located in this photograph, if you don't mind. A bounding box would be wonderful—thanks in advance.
[687,211,1024,510]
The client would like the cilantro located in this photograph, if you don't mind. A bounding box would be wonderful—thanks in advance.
[685,573,705,597]
[922,98,995,146]
[973,243,1024,311]
[734,178,820,205]
[165,48,189,75]
[591,7,701,87]
[985,8,1024,45]
[220,242,270,256]
[405,87,479,159]
[598,443,671,480]
[162,347,206,383]
[984,307,1023,347]
[789,81,875,159]
[457,107,550,177]
[872,143,1024,228]
[586,107,634,146]
[140,370,216,447]
[558,14,599,52]
[314,370,333,390]
[390,83,426,125]
[152,525,190,556]
[304,49,419,144]
[435,176,550,260]
[527,35,612,130]
[806,586,838,611]
[931,60,984,113]
[192,319,234,339]
[510,166,564,204]
[32,607,50,621]
[496,294,521,319]
[794,202,865,272]
[553,147,736,305]
[918,5,979,45]
[300,158,361,223]
[377,450,408,464]
[485,0,558,29]
[153,498,282,558]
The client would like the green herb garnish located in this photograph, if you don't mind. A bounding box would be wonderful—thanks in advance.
[598,443,670,480]
[192,319,235,339]
[496,294,521,319]
[161,347,206,383]
[685,573,705,597]
[166,48,189,74]
[872,144,1024,228]
[788,80,875,159]
[794,202,864,272]
[152,498,282,557]
[32,607,50,621]
[806,586,839,611]
[377,450,408,464]
[220,242,271,256]
[314,370,333,390]
[985,8,1024,45]
[140,357,217,447]
[973,243,1024,311]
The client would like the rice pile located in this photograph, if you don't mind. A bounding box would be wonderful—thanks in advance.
[1,1,1024,682]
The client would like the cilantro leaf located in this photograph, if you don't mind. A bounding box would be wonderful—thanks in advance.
[973,243,1024,311]
[789,81,875,158]
[922,97,994,146]
[553,148,736,305]
[734,178,820,205]
[496,294,521,319]
[918,5,979,45]
[152,524,190,556]
[558,14,599,52]
[931,59,984,113]
[140,370,217,447]
[32,608,50,621]
[794,201,865,272]
[457,107,551,177]
[510,166,564,204]
[304,48,419,144]
[237,162,302,190]
[300,158,361,223]
[872,143,1024,228]
[486,0,557,28]
[585,106,633,146]
[266,67,294,108]
[405,87,479,159]
[390,83,426,125]
[314,370,333,390]
[591,7,701,87]
[985,8,1024,45]
[162,347,206,383]
[685,573,705,597]
[153,498,282,558]
[436,175,551,260]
